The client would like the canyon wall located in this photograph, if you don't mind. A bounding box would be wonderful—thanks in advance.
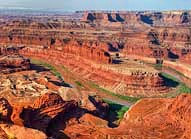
[0,11,191,96]
[19,46,168,97]
[0,11,191,139]
[81,11,191,65]
[82,11,191,26]
[0,11,190,64]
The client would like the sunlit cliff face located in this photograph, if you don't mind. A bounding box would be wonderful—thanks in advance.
[0,8,190,139]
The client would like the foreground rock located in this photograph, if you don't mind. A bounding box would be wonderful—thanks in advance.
[1,92,78,138]
[0,98,12,122]
[86,95,109,118]
[0,124,47,139]
[23,93,78,132]
[0,90,191,139]
[0,55,30,74]
[0,127,8,139]
[63,94,191,139]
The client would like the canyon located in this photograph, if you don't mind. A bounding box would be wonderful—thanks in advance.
[0,10,191,138]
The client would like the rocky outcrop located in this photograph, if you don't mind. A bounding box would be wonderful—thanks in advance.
[0,55,30,74]
[63,94,191,139]
[116,94,191,139]
[21,93,78,132]
[0,92,79,137]
[88,96,109,118]
[0,92,111,139]
[0,124,47,139]
[82,11,191,26]
[0,45,30,73]
[0,88,191,139]
[0,98,12,122]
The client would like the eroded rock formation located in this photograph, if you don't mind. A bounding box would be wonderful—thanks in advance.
[0,46,30,74]
[0,83,191,139]
[63,94,191,139]
[0,127,8,139]
[82,11,191,26]
[0,55,30,74]
[0,98,12,122]
[22,93,78,131]
[0,11,190,96]
[19,46,168,97]
[0,10,191,138]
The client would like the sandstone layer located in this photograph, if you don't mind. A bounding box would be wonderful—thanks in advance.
[18,46,168,97]
[0,91,190,139]
[0,11,190,96]
[63,94,191,139]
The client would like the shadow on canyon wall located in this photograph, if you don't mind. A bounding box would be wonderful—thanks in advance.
[168,51,179,59]
[49,80,72,88]
[18,96,116,139]
[140,15,153,25]
[30,64,50,73]
[159,73,179,88]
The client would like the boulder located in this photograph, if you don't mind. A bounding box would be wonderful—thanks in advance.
[0,98,12,122]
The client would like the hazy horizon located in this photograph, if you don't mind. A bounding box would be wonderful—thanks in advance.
[0,0,191,12]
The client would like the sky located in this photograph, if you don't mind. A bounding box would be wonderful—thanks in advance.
[0,0,191,11]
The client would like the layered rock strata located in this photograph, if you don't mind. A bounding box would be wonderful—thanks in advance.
[63,94,191,139]
[19,46,168,97]
[0,11,190,96]
[0,87,191,139]
[0,55,30,74]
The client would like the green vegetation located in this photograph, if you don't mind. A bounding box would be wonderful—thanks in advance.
[31,59,63,81]
[117,106,129,119]
[178,83,191,93]
[147,62,190,80]
[160,72,180,83]
[165,66,190,79]
[104,99,129,120]
[75,81,84,88]
[89,81,140,103]
[144,61,191,95]
[154,63,163,70]
[160,72,191,94]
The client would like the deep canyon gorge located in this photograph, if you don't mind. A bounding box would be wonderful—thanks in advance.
[0,10,191,139]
